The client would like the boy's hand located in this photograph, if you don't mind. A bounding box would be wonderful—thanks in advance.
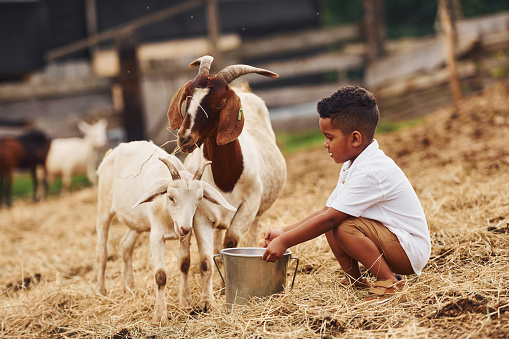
[262,237,287,262]
[261,229,283,248]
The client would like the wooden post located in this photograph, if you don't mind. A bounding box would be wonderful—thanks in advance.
[206,0,222,69]
[116,33,146,141]
[362,0,387,63]
[85,0,98,57]
[438,0,462,107]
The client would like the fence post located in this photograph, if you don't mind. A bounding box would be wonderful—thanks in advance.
[116,33,146,141]
[438,0,462,108]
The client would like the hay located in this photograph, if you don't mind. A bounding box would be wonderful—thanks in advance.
[1,82,508,338]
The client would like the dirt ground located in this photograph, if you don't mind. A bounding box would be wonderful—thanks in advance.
[1,82,508,338]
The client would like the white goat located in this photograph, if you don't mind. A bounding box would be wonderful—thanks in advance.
[95,140,235,323]
[46,119,108,192]
[167,56,287,310]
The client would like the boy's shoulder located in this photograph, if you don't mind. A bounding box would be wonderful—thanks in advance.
[354,146,402,178]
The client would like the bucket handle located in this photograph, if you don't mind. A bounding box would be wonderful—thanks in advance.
[289,257,299,291]
[213,253,299,290]
[213,254,225,284]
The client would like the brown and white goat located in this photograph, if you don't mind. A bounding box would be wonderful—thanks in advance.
[0,130,51,207]
[167,56,287,310]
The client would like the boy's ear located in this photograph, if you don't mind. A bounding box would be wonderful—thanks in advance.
[351,131,363,146]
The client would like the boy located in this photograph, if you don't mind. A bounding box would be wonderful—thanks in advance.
[261,86,430,299]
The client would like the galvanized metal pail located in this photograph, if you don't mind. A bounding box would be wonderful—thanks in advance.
[213,247,299,310]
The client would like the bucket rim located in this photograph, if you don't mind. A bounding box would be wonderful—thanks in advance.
[219,247,292,257]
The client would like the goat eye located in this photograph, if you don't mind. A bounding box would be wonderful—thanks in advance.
[216,102,224,108]
[168,197,175,204]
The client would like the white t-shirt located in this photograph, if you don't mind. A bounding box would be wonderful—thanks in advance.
[326,140,430,275]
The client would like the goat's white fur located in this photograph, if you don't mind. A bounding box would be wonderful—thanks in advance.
[46,119,108,192]
[181,87,287,310]
[95,140,235,323]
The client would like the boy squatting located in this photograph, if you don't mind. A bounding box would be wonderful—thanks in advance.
[261,86,431,300]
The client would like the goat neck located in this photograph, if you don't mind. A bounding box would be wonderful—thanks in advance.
[203,137,243,193]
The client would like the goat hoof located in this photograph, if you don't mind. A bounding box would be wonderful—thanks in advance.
[197,299,215,313]
[95,287,107,296]
[153,310,169,325]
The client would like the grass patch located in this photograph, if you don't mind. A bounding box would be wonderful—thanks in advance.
[11,172,91,199]
[276,116,426,155]
[276,129,325,154]
[376,116,425,134]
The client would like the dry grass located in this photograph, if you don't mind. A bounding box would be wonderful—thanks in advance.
[1,83,508,338]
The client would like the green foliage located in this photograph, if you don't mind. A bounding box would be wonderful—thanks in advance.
[460,0,509,18]
[385,0,437,39]
[320,0,509,39]
[320,0,362,26]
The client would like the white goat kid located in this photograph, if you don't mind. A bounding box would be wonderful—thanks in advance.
[46,119,108,192]
[95,141,235,323]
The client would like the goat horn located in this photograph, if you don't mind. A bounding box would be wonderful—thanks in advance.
[216,65,279,85]
[194,161,212,180]
[159,157,181,181]
[189,55,214,76]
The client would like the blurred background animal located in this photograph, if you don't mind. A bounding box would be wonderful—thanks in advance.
[0,130,51,207]
[46,119,108,193]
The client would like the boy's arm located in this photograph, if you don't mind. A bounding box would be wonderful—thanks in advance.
[262,206,328,247]
[262,207,349,262]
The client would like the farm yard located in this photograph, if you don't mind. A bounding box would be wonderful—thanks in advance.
[1,81,508,338]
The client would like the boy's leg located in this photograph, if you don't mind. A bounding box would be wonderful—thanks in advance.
[325,230,362,280]
[328,217,413,283]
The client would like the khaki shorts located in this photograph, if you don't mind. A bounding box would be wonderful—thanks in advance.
[339,217,415,275]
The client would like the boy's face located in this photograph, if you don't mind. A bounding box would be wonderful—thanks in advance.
[319,118,359,164]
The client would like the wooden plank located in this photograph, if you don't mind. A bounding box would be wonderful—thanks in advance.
[375,60,477,98]
[0,78,111,103]
[256,83,354,108]
[45,0,205,61]
[365,34,479,89]
[237,24,361,60]
[240,51,363,85]
[456,11,509,36]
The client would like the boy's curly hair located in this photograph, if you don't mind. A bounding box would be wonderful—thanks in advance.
[317,86,379,141]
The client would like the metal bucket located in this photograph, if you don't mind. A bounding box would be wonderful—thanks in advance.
[213,247,299,310]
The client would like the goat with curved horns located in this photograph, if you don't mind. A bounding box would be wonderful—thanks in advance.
[167,56,287,310]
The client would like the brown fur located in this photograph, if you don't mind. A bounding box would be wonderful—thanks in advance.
[203,138,243,193]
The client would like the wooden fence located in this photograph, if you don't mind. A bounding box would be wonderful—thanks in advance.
[1,11,508,146]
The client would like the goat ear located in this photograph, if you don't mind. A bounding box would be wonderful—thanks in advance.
[77,120,90,134]
[202,181,237,212]
[132,179,168,208]
[167,81,191,130]
[216,90,244,145]
[98,118,108,128]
